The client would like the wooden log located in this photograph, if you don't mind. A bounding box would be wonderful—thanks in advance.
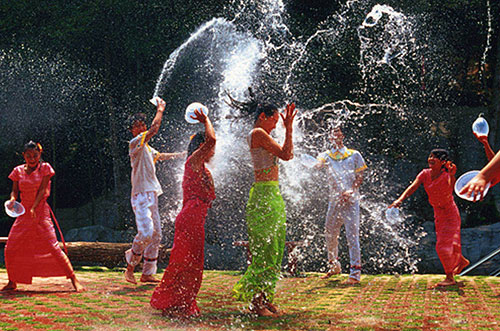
[59,241,171,269]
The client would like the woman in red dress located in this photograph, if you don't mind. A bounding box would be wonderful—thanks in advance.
[389,149,469,286]
[2,141,83,292]
[150,108,216,317]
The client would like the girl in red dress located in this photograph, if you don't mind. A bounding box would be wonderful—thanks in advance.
[150,108,216,317]
[2,141,83,292]
[389,149,469,286]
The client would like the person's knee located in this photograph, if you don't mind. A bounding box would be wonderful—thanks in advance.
[150,230,161,245]
[136,225,155,244]
[436,243,453,257]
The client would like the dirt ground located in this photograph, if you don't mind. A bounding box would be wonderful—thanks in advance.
[1,267,500,330]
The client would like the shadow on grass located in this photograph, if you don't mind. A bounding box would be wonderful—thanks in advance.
[428,281,465,295]
[1,289,76,298]
[110,284,157,295]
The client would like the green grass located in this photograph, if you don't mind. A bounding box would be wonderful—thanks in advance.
[1,269,499,330]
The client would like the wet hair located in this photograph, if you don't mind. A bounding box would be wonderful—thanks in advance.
[430,148,450,171]
[225,88,278,123]
[128,113,147,129]
[430,148,449,161]
[187,132,205,157]
[24,141,42,153]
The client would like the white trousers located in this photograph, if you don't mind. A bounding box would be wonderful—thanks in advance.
[325,197,361,280]
[126,191,161,275]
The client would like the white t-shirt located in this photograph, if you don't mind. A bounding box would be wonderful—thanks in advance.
[129,131,162,197]
[317,146,367,193]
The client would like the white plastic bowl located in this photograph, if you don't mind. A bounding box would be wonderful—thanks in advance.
[300,154,318,168]
[185,102,209,124]
[4,200,25,218]
[385,207,401,224]
[454,170,490,201]
[149,96,161,106]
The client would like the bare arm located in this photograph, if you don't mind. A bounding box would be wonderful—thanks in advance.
[144,98,166,144]
[474,133,495,161]
[9,181,19,202]
[253,103,296,161]
[158,151,187,161]
[460,150,500,200]
[189,109,216,171]
[388,177,422,208]
[29,175,51,217]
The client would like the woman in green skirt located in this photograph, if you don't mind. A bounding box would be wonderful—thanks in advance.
[228,92,296,316]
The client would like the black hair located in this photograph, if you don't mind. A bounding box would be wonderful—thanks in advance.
[430,148,450,171]
[24,141,42,153]
[128,113,147,129]
[430,148,449,161]
[187,132,205,157]
[225,88,278,123]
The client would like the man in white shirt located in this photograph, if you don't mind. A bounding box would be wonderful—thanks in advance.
[125,98,185,284]
[315,127,367,284]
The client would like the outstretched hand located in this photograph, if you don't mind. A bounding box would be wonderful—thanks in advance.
[190,108,208,123]
[280,103,297,130]
[388,199,402,209]
[459,172,488,202]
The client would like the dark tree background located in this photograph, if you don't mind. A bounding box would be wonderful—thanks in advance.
[0,0,498,235]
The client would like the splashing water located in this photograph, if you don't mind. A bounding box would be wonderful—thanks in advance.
[153,0,462,275]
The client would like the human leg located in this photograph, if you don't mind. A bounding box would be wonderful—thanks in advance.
[323,199,343,279]
[344,201,361,282]
[126,192,156,283]
[141,194,161,281]
[232,182,286,314]
[434,204,462,286]
[150,200,209,316]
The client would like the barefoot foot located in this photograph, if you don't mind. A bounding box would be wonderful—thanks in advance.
[124,265,137,284]
[140,274,160,283]
[1,281,16,291]
[71,277,85,292]
[343,277,360,285]
[264,301,282,316]
[454,256,470,275]
[321,261,341,279]
[436,278,456,287]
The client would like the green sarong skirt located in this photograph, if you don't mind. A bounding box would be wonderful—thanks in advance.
[232,181,286,302]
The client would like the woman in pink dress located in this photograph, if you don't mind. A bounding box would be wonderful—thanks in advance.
[2,141,83,292]
[389,149,469,286]
[150,108,216,317]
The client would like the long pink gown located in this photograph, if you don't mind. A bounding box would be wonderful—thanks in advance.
[417,169,466,275]
[150,156,215,316]
[6,162,74,284]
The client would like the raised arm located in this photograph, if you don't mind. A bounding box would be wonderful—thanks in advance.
[189,109,216,171]
[144,98,166,144]
[388,177,422,208]
[474,132,495,161]
[254,103,296,161]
